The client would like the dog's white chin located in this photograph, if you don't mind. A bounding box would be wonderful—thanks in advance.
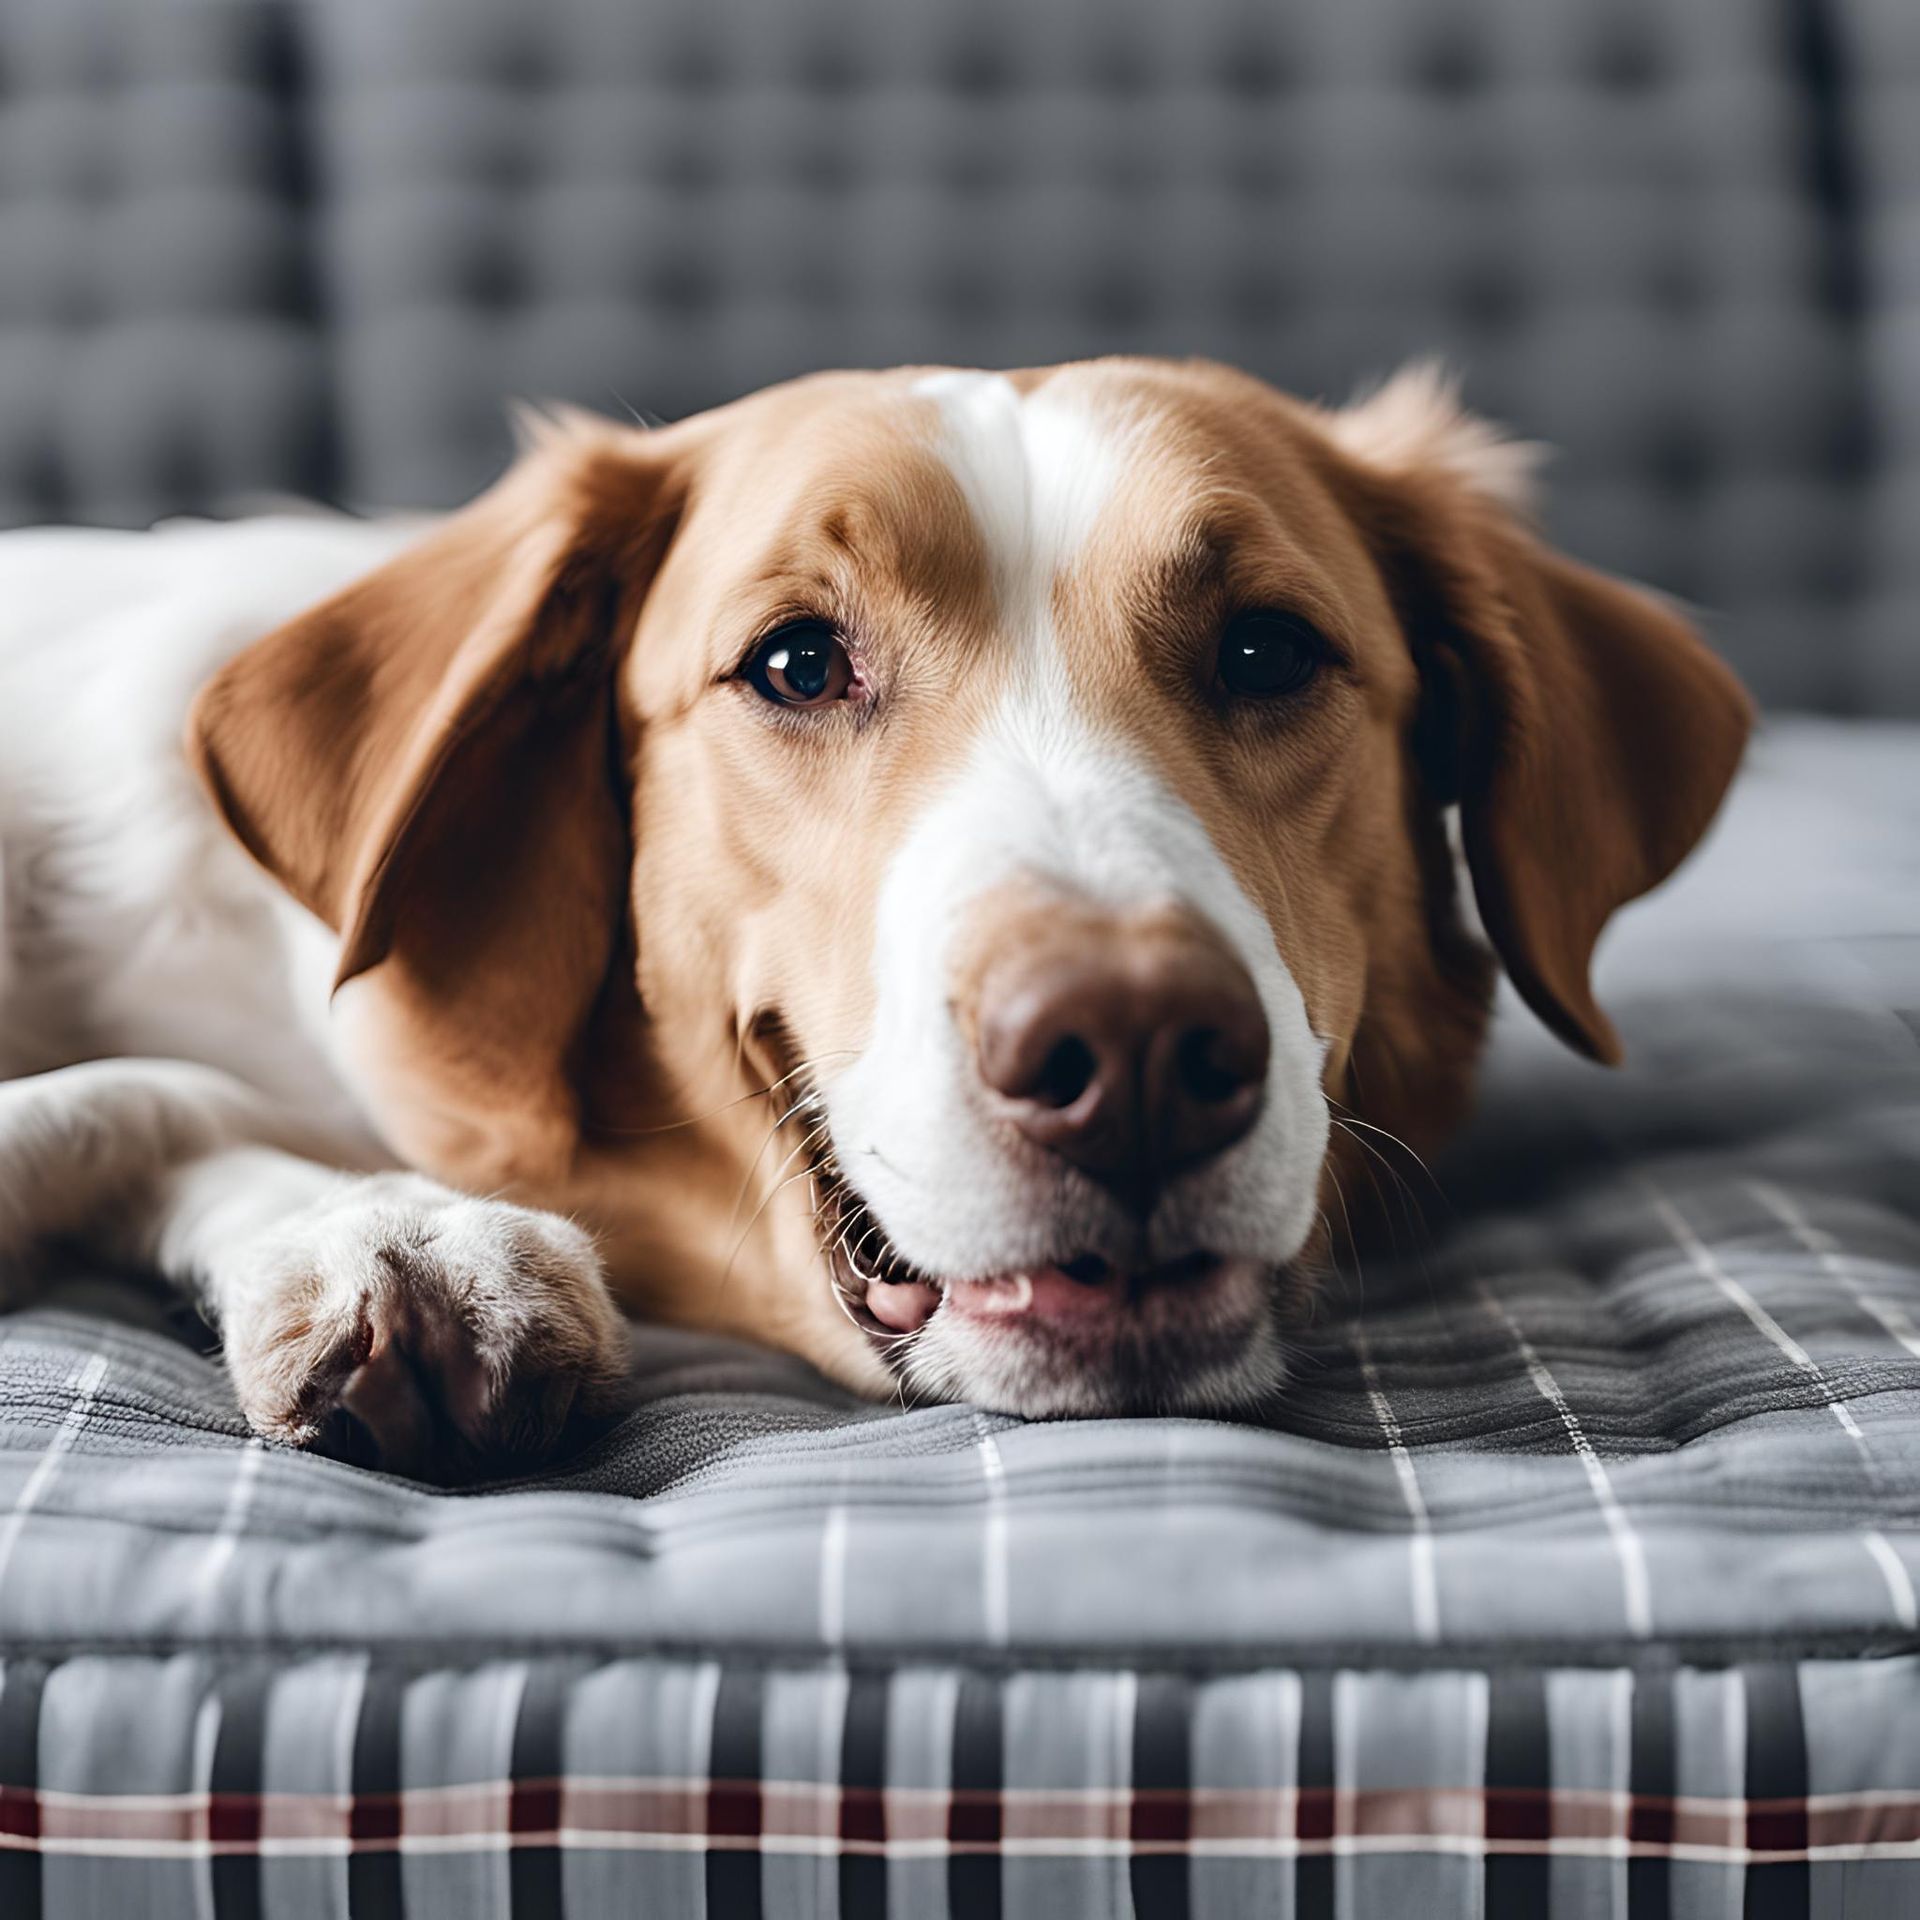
[833,1226,1293,1417]
[906,1270,1290,1419]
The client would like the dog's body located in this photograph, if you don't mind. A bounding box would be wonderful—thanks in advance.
[0,360,1751,1475]
[0,517,633,1473]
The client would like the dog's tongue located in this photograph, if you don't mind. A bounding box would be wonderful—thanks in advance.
[865,1274,942,1333]
[865,1268,1077,1333]
[868,1257,1235,1336]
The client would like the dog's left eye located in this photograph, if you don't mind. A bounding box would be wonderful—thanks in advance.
[745,622,855,708]
[1216,610,1326,701]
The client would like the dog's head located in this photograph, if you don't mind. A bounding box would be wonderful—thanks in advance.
[191,360,1750,1416]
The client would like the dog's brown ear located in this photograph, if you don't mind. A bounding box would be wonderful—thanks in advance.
[1323,367,1753,1064]
[188,416,689,1173]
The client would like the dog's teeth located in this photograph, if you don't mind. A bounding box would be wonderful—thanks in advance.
[975,1272,1033,1314]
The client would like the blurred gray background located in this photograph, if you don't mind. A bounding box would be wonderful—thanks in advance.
[1,0,1915,711]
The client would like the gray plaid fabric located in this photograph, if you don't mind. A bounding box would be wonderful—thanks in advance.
[0,717,1916,1914]
[0,1650,1916,1918]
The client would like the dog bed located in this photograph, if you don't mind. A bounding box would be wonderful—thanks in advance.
[0,718,1916,1918]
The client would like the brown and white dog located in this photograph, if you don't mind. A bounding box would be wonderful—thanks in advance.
[0,359,1750,1476]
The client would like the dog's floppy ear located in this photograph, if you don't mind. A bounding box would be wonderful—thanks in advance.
[187,414,690,1170]
[1323,365,1753,1064]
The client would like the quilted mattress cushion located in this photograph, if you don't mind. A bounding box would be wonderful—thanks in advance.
[0,716,1916,1660]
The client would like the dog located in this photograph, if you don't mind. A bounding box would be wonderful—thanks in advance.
[0,359,1751,1476]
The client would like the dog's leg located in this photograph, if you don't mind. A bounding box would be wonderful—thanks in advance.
[0,1059,290,1284]
[0,1062,630,1476]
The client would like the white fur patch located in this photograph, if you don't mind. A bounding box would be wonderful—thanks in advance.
[913,370,1124,662]
[0,517,410,1291]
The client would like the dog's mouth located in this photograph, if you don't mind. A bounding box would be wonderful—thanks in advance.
[840,1234,1231,1339]
[818,1171,1285,1412]
[822,1180,944,1342]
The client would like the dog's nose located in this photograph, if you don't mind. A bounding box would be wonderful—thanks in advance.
[974,922,1270,1204]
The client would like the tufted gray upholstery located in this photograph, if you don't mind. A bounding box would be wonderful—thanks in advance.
[0,2,332,527]
[1844,0,1920,712]
[0,0,1911,712]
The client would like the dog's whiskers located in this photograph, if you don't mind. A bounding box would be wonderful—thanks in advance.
[716,1113,835,1295]
[1331,1118,1427,1250]
[593,1049,857,1142]
[1325,1098,1442,1193]
[1322,1159,1363,1317]
[723,1094,830,1240]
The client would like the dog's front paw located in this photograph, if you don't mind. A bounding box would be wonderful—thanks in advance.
[210,1175,629,1479]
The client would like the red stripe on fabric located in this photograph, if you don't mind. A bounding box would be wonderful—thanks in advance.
[1296,1785,1336,1842]
[1808,1802,1920,1849]
[761,1782,842,1839]
[509,1782,562,1837]
[348,1794,402,1846]
[1130,1788,1193,1846]
[706,1778,763,1841]
[558,1784,707,1839]
[0,1787,39,1842]
[1483,1787,1554,1843]
[1002,1793,1128,1844]
[839,1783,886,1845]
[1749,1802,1812,1854]
[206,1792,262,1847]
[947,1785,1003,1846]
[1190,1785,1294,1843]
[1628,1793,1675,1847]
[1350,1788,1485,1840]
[7,1778,1920,1857]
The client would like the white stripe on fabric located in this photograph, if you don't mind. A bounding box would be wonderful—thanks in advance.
[1189,1669,1301,1920]
[687,1659,724,1782]
[1464,1672,1492,1915]
[1332,1669,1358,1860]
[488,1665,530,1920]
[336,1655,374,1790]
[326,1659,369,1920]
[1476,1281,1654,1638]
[1842,1292,1920,1364]
[1722,1672,1750,1920]
[1608,1669,1633,1920]
[1352,1325,1442,1646]
[887,1668,961,1920]
[686,1660,723,1920]
[1646,1183,1873,1463]
[0,1350,109,1596]
[190,1686,222,1920]
[1733,1183,1920,1626]
[1863,1531,1920,1631]
[1113,1670,1140,1920]
[1749,1179,1920,1362]
[194,1436,265,1602]
[761,1665,850,1920]
[818,1503,849,1649]
[973,1414,1011,1646]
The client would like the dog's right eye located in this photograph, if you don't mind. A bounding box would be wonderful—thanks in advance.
[1216,610,1326,701]
[744,622,855,708]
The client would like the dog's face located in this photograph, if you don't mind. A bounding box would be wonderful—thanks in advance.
[192,360,1750,1417]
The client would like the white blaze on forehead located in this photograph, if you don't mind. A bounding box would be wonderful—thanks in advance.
[913,369,1125,653]
[908,369,1184,902]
